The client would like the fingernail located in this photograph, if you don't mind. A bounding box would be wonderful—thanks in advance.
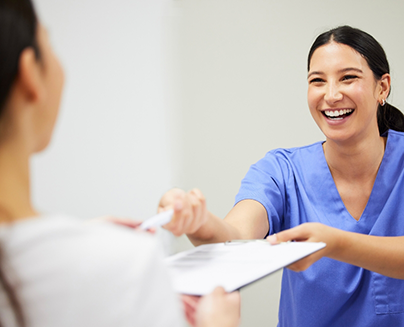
[174,201,183,211]
[266,234,278,244]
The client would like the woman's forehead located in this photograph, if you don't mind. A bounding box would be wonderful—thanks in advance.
[309,42,368,73]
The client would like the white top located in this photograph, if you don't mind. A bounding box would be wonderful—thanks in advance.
[0,215,184,327]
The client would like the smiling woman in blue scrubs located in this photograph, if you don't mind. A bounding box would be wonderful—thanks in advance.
[159,26,404,326]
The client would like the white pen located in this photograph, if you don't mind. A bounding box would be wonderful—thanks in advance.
[140,209,174,230]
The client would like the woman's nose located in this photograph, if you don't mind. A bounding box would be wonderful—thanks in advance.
[324,84,343,104]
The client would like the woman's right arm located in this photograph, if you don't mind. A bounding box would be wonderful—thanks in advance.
[158,188,269,246]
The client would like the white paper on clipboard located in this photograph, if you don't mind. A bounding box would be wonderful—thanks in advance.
[164,241,325,295]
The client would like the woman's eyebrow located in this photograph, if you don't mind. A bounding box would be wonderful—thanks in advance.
[307,71,323,79]
[338,67,363,74]
[307,67,363,79]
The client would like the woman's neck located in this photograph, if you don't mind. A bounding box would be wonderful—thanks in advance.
[323,130,386,183]
[0,139,36,223]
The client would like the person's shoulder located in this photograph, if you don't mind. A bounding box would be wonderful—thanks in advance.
[3,215,181,326]
[7,214,155,248]
[260,141,324,164]
[244,141,324,181]
[62,214,160,264]
[387,129,404,141]
[5,214,159,273]
[384,130,404,152]
[5,214,164,304]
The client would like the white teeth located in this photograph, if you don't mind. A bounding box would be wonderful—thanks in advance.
[324,109,353,118]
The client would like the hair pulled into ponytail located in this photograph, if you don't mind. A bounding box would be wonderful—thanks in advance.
[308,25,404,136]
[378,102,404,135]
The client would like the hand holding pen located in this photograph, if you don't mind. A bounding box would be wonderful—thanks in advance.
[157,188,209,236]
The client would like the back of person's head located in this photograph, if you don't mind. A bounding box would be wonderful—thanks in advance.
[0,0,39,115]
[0,2,38,325]
[307,25,404,135]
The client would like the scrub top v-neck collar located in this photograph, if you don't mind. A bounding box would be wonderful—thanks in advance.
[314,132,392,233]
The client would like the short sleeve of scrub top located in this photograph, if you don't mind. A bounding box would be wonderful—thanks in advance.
[235,130,404,327]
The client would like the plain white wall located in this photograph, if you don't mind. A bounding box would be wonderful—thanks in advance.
[168,1,404,326]
[32,0,173,220]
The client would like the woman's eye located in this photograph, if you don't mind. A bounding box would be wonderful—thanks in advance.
[309,78,324,84]
[342,75,358,81]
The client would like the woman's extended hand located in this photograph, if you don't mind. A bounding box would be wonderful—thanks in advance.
[181,294,201,327]
[195,287,240,327]
[266,223,342,272]
[181,288,240,327]
[158,188,209,237]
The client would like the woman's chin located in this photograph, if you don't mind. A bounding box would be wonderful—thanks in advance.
[33,136,53,154]
[321,127,358,145]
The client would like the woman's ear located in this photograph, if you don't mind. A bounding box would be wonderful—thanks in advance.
[16,47,45,105]
[379,73,391,100]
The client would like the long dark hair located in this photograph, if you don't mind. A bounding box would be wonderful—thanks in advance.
[0,0,40,326]
[307,25,404,135]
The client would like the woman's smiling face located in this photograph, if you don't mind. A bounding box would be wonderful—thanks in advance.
[307,41,386,144]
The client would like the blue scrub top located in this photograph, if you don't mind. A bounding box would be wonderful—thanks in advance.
[235,130,404,327]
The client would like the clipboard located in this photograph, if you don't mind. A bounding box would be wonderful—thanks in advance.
[164,241,325,295]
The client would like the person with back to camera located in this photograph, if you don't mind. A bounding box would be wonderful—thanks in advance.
[159,25,404,326]
[0,0,240,326]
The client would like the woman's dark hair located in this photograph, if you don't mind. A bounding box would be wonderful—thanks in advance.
[0,1,39,326]
[0,0,40,114]
[307,25,404,135]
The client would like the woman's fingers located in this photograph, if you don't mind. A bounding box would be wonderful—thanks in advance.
[158,188,208,237]
[195,287,241,327]
[274,224,312,243]
[162,191,188,236]
[181,294,201,327]
[266,223,332,272]
[177,192,195,234]
[267,223,326,243]
[187,189,206,234]
[182,294,201,308]
[286,250,325,272]
[158,188,185,210]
